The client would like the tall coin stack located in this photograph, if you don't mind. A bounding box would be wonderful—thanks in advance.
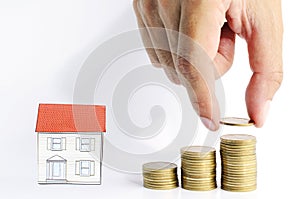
[181,146,217,191]
[220,134,257,192]
[142,162,179,190]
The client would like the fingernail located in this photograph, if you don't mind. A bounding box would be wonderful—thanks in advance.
[200,117,217,131]
[257,100,271,127]
[262,100,271,124]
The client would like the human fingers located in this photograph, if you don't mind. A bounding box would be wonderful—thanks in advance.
[133,0,161,68]
[136,0,180,84]
[214,23,236,78]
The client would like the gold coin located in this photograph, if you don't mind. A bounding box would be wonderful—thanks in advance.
[181,146,216,154]
[220,153,256,158]
[220,140,256,145]
[143,182,179,187]
[182,171,216,176]
[221,170,257,175]
[144,175,177,180]
[144,184,178,190]
[222,186,257,191]
[181,156,215,162]
[182,174,216,179]
[143,162,177,172]
[143,180,178,184]
[222,173,257,178]
[221,159,256,164]
[221,164,257,169]
[182,169,216,175]
[221,181,256,185]
[182,183,217,187]
[181,163,216,167]
[143,178,178,183]
[221,185,256,192]
[221,160,256,165]
[181,159,216,163]
[182,184,217,191]
[221,183,256,189]
[143,171,177,175]
[221,180,256,185]
[220,142,256,147]
[221,183,257,188]
[220,117,254,126]
[221,175,257,180]
[221,134,256,143]
[220,146,256,152]
[182,176,215,180]
[182,183,216,187]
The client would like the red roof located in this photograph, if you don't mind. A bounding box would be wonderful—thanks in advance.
[36,104,106,132]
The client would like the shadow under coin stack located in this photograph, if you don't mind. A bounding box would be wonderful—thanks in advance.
[181,146,217,191]
[142,162,179,190]
[220,134,257,192]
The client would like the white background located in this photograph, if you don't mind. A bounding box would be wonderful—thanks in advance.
[0,0,299,198]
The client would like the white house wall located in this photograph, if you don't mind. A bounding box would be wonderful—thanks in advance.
[38,133,102,184]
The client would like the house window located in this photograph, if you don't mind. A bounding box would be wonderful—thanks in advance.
[80,138,91,152]
[51,138,62,150]
[80,161,90,176]
[47,137,66,151]
[75,160,95,177]
[76,138,95,152]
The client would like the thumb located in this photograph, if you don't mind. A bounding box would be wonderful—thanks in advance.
[245,1,283,127]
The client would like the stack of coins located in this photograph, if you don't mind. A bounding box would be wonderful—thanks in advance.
[220,134,257,192]
[181,146,217,191]
[142,162,179,190]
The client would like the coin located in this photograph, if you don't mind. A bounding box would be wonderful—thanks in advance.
[143,162,177,172]
[181,146,216,154]
[221,134,256,142]
[144,184,178,190]
[220,117,254,126]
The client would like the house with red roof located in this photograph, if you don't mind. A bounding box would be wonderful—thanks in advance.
[35,104,106,184]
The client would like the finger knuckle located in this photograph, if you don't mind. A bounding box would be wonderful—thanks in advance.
[157,0,171,9]
[177,57,200,83]
[158,50,175,68]
[139,0,156,16]
[271,71,283,88]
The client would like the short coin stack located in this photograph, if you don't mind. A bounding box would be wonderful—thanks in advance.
[142,162,178,190]
[181,146,217,191]
[220,134,257,192]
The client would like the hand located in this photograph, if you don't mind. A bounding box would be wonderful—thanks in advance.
[133,0,283,131]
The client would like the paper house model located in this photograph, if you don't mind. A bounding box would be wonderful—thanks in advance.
[35,104,106,185]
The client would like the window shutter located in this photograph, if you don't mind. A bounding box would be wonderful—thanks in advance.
[91,138,95,151]
[90,161,95,176]
[76,137,80,150]
[75,161,80,175]
[62,137,66,150]
[47,138,52,150]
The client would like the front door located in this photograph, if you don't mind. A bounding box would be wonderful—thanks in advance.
[48,161,66,180]
[46,156,66,181]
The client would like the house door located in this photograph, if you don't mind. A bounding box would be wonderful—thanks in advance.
[46,156,66,181]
